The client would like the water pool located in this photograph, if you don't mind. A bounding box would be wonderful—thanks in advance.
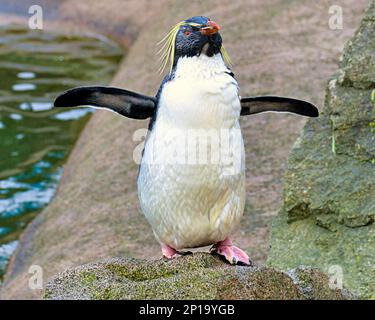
[0,25,122,279]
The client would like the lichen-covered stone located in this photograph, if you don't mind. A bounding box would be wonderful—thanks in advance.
[268,0,375,299]
[44,253,353,300]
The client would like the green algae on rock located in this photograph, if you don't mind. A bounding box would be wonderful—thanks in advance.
[44,253,353,300]
[268,0,375,299]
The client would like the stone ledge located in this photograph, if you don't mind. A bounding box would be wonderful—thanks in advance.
[44,253,353,300]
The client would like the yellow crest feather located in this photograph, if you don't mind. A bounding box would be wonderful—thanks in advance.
[157,21,184,75]
[158,21,233,74]
[220,45,233,68]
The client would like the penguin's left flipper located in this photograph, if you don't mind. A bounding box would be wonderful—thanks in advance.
[54,86,156,120]
[240,96,319,117]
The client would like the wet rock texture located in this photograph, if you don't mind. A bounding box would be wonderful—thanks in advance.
[268,0,375,299]
[44,253,353,300]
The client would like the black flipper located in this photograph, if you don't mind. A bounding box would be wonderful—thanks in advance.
[54,86,156,119]
[240,96,319,117]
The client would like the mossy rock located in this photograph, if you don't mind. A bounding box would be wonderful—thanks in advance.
[44,253,353,300]
[268,0,375,299]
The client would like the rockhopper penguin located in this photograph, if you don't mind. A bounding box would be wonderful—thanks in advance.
[54,16,319,265]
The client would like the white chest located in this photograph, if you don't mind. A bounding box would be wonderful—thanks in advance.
[158,54,241,129]
[137,54,245,249]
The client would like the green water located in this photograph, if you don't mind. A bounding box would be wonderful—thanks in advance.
[0,26,122,279]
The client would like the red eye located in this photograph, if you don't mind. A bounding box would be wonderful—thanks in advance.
[184,30,192,36]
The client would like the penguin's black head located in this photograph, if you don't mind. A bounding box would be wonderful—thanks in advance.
[159,16,232,74]
[175,16,222,59]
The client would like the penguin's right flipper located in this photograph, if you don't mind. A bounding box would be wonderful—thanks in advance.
[54,86,156,119]
[240,96,319,117]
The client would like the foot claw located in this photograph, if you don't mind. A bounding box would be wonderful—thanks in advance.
[178,250,193,256]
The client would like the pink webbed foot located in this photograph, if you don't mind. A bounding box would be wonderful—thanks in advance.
[161,244,192,259]
[161,244,178,259]
[210,238,252,266]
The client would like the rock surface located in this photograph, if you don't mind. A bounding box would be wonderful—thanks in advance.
[44,253,353,300]
[0,0,368,299]
[268,0,375,299]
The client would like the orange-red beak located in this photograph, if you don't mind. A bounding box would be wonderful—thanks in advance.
[200,20,221,35]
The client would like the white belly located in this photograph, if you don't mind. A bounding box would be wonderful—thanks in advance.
[137,54,246,249]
